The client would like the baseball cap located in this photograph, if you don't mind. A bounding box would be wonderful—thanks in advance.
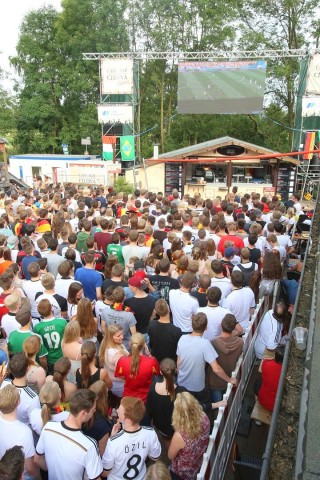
[224,247,237,258]
[7,236,18,249]
[128,270,147,288]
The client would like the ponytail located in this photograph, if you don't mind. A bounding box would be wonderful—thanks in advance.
[52,357,71,403]
[80,341,96,389]
[129,333,145,377]
[52,371,65,402]
[41,403,51,427]
[160,358,176,401]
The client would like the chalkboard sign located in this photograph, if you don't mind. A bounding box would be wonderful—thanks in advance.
[165,163,183,195]
[276,163,296,201]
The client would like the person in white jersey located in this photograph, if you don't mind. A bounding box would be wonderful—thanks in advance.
[102,396,161,480]
[223,271,256,331]
[35,389,103,480]
[169,272,199,333]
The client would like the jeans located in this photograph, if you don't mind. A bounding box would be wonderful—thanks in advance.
[210,389,224,403]
[281,279,299,305]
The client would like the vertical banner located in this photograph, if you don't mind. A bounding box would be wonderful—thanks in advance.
[120,136,135,161]
[102,135,116,161]
[304,131,316,160]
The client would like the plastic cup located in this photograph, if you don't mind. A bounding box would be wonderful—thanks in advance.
[293,327,308,351]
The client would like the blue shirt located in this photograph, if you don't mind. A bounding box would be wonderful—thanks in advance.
[21,255,39,280]
[75,267,103,301]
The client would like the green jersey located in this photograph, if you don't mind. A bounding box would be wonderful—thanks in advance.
[8,330,48,359]
[107,243,125,265]
[34,317,67,365]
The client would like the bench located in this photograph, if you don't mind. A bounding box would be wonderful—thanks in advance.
[251,399,272,425]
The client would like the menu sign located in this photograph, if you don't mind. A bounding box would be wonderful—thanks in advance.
[276,163,296,201]
[165,163,183,195]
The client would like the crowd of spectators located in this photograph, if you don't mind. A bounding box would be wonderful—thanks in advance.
[0,180,310,479]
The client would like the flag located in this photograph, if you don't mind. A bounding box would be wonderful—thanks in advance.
[103,144,113,160]
[120,136,135,161]
[102,136,116,160]
[303,131,316,160]
[102,135,117,145]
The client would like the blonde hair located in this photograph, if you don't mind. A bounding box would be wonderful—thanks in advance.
[23,335,41,366]
[99,323,126,367]
[172,392,205,439]
[0,384,20,414]
[40,381,61,427]
[4,292,20,311]
[41,272,55,290]
[76,298,96,339]
[62,320,81,344]
[146,462,171,480]
[129,333,145,376]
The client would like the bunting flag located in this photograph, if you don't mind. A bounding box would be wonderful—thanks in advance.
[303,131,316,160]
[120,136,135,161]
[102,136,116,161]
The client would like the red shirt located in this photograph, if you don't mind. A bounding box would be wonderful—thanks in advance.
[218,235,244,254]
[115,355,160,403]
[258,359,282,411]
[94,231,112,253]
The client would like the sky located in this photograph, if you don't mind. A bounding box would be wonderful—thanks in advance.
[0,0,62,85]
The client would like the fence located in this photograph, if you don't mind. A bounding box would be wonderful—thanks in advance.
[196,293,271,480]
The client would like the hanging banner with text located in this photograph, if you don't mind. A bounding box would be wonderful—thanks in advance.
[100,59,134,95]
[306,54,320,95]
[302,96,320,117]
[98,104,133,124]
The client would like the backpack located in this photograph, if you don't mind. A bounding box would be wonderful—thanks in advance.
[237,263,256,287]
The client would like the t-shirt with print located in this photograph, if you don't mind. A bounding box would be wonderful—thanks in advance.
[148,275,179,303]
[107,243,125,265]
[102,426,161,480]
[33,317,67,365]
[8,330,48,358]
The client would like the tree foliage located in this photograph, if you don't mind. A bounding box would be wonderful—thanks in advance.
[6,0,319,156]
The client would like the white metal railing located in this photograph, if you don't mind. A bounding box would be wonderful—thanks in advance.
[197,295,269,480]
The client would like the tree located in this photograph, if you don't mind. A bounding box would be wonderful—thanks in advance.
[11,6,63,153]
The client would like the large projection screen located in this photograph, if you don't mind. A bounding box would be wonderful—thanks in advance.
[177,60,267,114]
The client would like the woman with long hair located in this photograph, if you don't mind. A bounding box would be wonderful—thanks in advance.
[259,251,283,297]
[76,341,112,390]
[74,297,97,343]
[29,381,69,436]
[146,358,185,443]
[23,335,46,394]
[99,324,129,400]
[203,239,222,278]
[104,255,119,279]
[170,253,188,279]
[168,392,210,480]
[61,320,83,383]
[46,357,77,404]
[145,244,164,275]
[191,244,207,277]
[115,332,160,403]
[82,380,112,455]
[67,282,83,320]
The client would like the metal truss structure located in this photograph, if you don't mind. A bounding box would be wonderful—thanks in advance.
[83,48,320,61]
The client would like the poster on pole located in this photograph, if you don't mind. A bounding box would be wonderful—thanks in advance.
[305,54,320,95]
[98,104,133,124]
[302,96,320,117]
[101,58,134,95]
[177,60,266,114]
